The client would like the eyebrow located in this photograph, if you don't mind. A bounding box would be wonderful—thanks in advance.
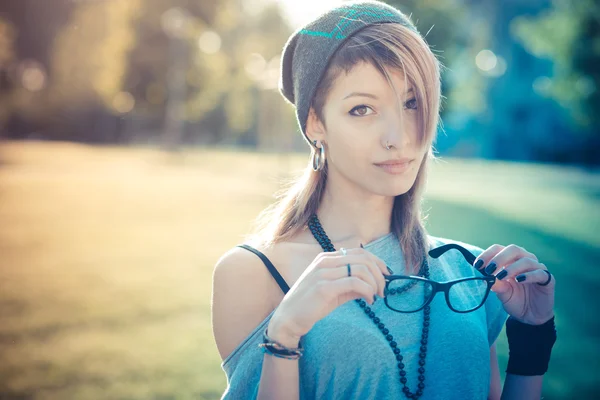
[343,88,413,100]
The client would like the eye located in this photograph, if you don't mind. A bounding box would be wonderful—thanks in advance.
[349,105,374,117]
[405,98,418,110]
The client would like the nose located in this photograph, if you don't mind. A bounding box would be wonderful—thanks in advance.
[381,107,410,149]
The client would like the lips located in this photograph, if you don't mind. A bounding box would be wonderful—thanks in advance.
[375,158,413,165]
[374,159,413,174]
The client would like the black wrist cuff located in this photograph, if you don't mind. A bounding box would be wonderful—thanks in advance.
[506,316,557,376]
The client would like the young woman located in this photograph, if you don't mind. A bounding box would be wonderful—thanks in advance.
[211,1,557,399]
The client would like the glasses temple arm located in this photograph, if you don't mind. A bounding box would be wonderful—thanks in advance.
[428,243,477,266]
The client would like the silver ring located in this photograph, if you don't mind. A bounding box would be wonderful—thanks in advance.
[347,263,352,277]
[537,270,552,286]
[340,247,347,256]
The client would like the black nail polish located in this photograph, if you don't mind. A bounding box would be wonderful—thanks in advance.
[516,274,526,283]
[373,295,377,304]
[474,260,484,270]
[496,270,508,280]
[386,266,394,274]
[484,262,497,275]
[360,243,364,248]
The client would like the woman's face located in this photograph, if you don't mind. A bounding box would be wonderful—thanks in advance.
[307,61,428,197]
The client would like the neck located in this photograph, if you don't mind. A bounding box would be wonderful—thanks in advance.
[315,175,395,247]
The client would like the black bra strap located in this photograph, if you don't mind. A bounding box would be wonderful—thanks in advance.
[237,244,290,295]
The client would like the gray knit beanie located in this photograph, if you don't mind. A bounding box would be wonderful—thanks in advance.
[278,0,419,145]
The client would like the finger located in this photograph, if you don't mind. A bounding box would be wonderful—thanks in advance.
[331,264,380,293]
[486,244,539,276]
[473,244,504,273]
[478,244,538,276]
[326,247,362,258]
[360,244,392,276]
[322,247,390,277]
[355,252,388,297]
[317,253,354,268]
[358,246,391,297]
[325,276,377,305]
[324,254,387,297]
[514,268,554,287]
[321,254,376,268]
[322,264,380,296]
[313,247,361,265]
[493,257,540,282]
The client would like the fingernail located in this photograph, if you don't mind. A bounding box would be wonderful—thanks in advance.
[484,262,497,275]
[474,260,484,270]
[360,243,364,248]
[386,266,393,274]
[373,295,378,304]
[496,270,508,280]
[516,274,526,283]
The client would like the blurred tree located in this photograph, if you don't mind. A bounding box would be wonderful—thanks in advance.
[0,0,74,140]
[0,16,16,129]
[5,0,292,146]
[217,2,293,142]
[49,1,140,108]
[0,17,15,75]
[511,0,600,136]
[0,16,16,164]
[122,0,292,148]
[122,0,221,146]
[44,0,140,141]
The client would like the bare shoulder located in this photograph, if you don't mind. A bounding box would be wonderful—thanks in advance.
[211,241,314,361]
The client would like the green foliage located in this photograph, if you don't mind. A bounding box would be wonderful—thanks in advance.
[511,0,600,130]
[0,16,15,66]
[123,0,292,137]
[44,0,292,141]
[49,0,141,111]
[0,17,17,126]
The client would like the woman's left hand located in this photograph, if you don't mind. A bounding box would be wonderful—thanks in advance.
[474,244,555,325]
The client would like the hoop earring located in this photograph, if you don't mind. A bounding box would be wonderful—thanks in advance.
[312,140,326,171]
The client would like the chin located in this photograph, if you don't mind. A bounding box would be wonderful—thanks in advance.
[368,180,415,197]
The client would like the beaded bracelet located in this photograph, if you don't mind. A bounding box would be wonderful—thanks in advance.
[258,328,304,360]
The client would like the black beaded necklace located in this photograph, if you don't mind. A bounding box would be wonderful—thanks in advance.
[307,214,431,399]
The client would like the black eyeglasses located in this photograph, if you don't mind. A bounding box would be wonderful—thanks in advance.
[383,243,496,313]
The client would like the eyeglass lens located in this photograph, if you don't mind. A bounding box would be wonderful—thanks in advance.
[385,277,489,312]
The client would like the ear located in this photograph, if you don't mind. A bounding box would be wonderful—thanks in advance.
[305,107,326,146]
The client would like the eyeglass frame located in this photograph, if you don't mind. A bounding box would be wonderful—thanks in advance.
[382,243,497,314]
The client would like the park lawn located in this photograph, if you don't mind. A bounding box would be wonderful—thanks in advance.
[0,141,597,399]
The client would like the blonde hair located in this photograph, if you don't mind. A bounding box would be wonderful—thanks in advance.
[247,23,443,274]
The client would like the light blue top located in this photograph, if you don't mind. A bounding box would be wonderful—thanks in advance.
[220,234,508,399]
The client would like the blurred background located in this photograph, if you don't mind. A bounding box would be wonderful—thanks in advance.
[0,0,598,399]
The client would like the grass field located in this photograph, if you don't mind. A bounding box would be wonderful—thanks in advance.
[0,141,598,399]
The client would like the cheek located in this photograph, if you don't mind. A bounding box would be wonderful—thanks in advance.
[329,121,380,161]
[329,135,365,164]
[334,116,385,143]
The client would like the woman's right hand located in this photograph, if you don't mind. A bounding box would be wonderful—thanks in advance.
[266,247,391,348]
